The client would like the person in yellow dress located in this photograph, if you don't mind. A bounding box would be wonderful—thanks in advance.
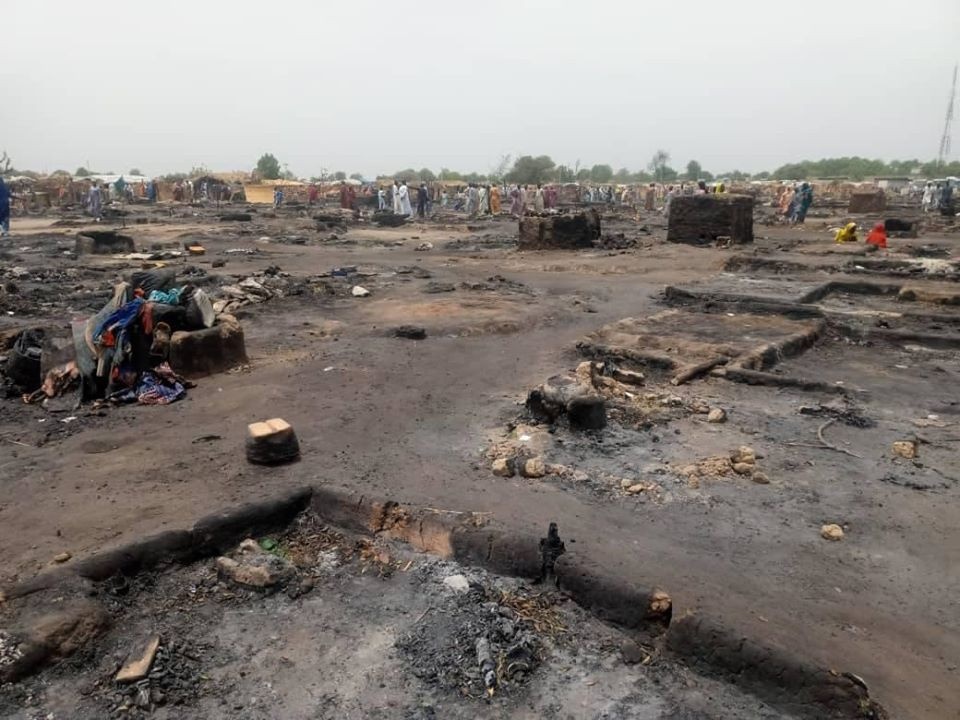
[489,185,502,214]
[834,222,857,243]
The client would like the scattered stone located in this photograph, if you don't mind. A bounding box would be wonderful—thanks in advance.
[732,462,753,475]
[891,440,918,459]
[620,639,646,665]
[611,368,645,385]
[821,524,844,541]
[491,457,515,478]
[620,478,633,490]
[521,456,547,479]
[351,285,370,297]
[52,552,72,563]
[216,551,295,588]
[115,635,161,683]
[423,281,456,294]
[689,400,710,414]
[731,446,756,465]
[626,483,648,494]
[442,574,470,593]
[707,408,727,424]
[415,242,433,251]
[394,325,427,340]
[751,472,770,485]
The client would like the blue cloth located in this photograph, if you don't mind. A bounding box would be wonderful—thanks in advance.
[136,371,186,405]
[0,178,9,222]
[147,287,183,304]
[94,298,144,345]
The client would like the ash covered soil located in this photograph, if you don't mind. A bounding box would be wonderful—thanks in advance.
[1,201,959,718]
[0,512,787,720]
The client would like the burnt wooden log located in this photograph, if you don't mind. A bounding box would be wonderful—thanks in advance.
[518,210,601,250]
[667,195,753,246]
[75,231,135,255]
[526,375,606,430]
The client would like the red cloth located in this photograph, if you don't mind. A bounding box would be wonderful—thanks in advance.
[865,222,887,249]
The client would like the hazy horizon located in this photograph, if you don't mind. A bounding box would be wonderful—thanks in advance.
[3,1,958,179]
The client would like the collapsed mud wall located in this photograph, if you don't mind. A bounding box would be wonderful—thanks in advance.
[518,210,601,250]
[667,195,753,246]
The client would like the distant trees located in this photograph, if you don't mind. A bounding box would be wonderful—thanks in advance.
[589,164,613,182]
[256,153,282,180]
[648,150,672,183]
[332,171,347,181]
[349,172,364,181]
[129,168,142,176]
[506,155,556,185]
[685,160,702,181]
[418,168,436,182]
[75,167,92,177]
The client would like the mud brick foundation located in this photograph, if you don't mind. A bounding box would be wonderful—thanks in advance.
[848,191,886,213]
[667,195,753,246]
[518,209,601,250]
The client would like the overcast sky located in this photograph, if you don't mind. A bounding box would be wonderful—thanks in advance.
[3,1,958,178]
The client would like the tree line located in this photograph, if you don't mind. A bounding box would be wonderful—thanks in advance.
[6,150,960,185]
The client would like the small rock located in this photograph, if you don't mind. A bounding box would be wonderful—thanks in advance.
[751,472,770,484]
[820,524,844,541]
[891,440,917,459]
[707,408,727,424]
[53,552,72,563]
[521,456,547,478]
[732,462,753,475]
[216,552,295,588]
[351,285,370,297]
[442,574,470,593]
[689,400,710,414]
[620,478,633,490]
[415,242,433,251]
[731,446,756,465]
[612,368,645,386]
[491,457,515,477]
[620,639,645,665]
[626,483,647,494]
[679,464,699,477]
[572,470,589,482]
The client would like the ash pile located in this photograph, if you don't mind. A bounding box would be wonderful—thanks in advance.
[0,267,246,407]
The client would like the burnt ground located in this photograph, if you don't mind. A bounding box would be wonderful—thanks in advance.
[1,201,959,718]
[0,511,787,720]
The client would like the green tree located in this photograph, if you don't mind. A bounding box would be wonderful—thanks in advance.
[418,168,436,182]
[685,160,702,181]
[555,165,574,182]
[256,153,282,180]
[506,155,555,184]
[575,168,591,182]
[129,168,143,176]
[332,171,347,181]
[439,168,463,181]
[349,172,364,181]
[648,150,671,183]
[75,167,92,177]
[589,164,613,182]
[613,167,632,183]
[392,168,418,181]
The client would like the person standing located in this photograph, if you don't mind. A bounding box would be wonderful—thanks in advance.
[417,183,428,218]
[509,185,523,217]
[273,186,284,209]
[477,184,489,215]
[308,183,320,207]
[534,184,545,212]
[0,177,10,237]
[398,180,413,217]
[489,184,501,214]
[795,183,813,223]
[87,182,103,221]
[392,181,401,214]
[922,183,934,213]
[377,186,387,210]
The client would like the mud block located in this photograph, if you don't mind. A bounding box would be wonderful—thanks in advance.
[168,317,247,377]
[74,231,135,255]
[246,418,301,465]
[848,191,886,213]
[518,210,601,250]
[667,195,753,246]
